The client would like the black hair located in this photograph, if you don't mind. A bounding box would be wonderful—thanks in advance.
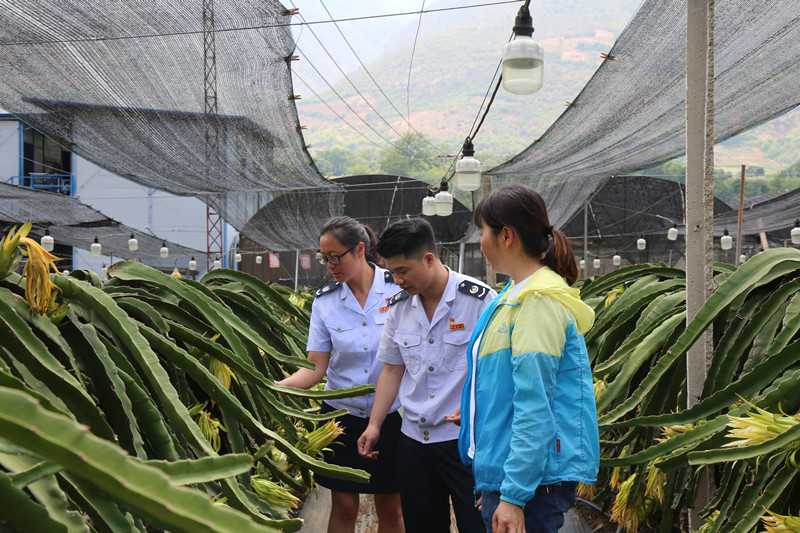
[319,216,378,264]
[376,218,437,260]
[474,183,578,285]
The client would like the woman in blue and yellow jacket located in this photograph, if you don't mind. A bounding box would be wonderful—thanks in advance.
[458,184,600,533]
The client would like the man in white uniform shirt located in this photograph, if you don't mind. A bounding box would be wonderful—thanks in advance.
[358,218,495,533]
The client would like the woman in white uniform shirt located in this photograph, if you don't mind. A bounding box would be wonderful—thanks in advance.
[278,216,404,533]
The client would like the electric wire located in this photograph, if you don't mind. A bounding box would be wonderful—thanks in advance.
[406,0,426,130]
[289,0,413,145]
[0,0,524,46]
[316,0,443,155]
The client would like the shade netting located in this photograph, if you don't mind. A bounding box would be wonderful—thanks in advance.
[490,0,800,229]
[0,182,202,267]
[0,0,341,250]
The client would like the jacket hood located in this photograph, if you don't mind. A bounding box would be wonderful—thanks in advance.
[508,266,595,334]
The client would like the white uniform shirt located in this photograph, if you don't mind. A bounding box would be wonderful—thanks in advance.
[306,266,402,417]
[377,269,496,443]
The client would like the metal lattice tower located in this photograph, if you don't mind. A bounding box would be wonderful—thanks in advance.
[203,0,223,269]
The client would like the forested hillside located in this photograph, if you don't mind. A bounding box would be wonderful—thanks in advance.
[293,0,800,182]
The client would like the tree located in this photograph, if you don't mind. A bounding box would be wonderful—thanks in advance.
[314,147,356,177]
[378,133,443,178]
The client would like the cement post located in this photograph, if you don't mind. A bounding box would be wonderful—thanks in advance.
[686,0,716,525]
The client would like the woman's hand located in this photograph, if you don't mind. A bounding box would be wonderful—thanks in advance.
[492,500,524,533]
[444,406,461,426]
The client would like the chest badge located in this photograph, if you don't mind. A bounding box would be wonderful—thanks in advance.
[449,318,465,330]
[380,297,391,312]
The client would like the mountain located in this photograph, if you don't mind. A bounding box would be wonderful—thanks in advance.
[293,0,641,161]
[292,0,800,175]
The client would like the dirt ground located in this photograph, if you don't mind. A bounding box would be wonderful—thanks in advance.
[576,500,618,533]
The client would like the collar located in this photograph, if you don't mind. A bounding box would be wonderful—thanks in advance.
[410,266,458,308]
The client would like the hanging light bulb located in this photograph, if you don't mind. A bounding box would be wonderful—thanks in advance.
[90,236,101,257]
[235,253,242,263]
[501,3,544,95]
[612,253,621,266]
[62,269,70,276]
[255,255,263,264]
[454,137,481,192]
[40,228,54,252]
[593,257,601,269]
[101,266,108,278]
[667,224,678,241]
[720,228,733,250]
[434,179,453,216]
[637,237,646,250]
[212,258,222,270]
[160,242,169,258]
[792,219,800,245]
[421,187,436,216]
[579,259,585,270]
[171,267,182,279]
[739,254,747,264]
[128,233,138,251]
[188,256,197,271]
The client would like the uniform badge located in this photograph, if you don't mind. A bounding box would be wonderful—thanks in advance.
[449,318,465,330]
[458,280,490,300]
[380,297,391,312]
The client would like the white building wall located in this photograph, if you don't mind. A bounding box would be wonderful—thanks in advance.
[0,117,20,183]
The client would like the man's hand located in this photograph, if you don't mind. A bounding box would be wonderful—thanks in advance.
[357,425,381,459]
[444,406,461,426]
[492,500,524,533]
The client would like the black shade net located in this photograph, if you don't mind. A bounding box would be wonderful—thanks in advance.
[490,0,800,229]
[0,182,202,267]
[0,0,341,249]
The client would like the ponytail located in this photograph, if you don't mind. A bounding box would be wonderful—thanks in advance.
[362,224,381,265]
[543,229,578,286]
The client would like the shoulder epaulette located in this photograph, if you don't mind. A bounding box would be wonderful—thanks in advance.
[458,280,491,300]
[388,290,409,306]
[383,270,394,284]
[314,282,341,298]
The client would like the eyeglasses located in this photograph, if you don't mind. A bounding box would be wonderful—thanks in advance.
[316,245,356,265]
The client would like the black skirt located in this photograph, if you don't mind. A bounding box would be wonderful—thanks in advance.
[314,401,402,494]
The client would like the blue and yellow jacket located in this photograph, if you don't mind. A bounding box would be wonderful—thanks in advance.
[458,266,599,506]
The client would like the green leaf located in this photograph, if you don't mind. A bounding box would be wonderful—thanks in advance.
[142,455,253,485]
[0,386,281,533]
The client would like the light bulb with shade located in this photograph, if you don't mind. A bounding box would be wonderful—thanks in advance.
[160,242,169,258]
[41,228,54,252]
[612,253,621,266]
[90,236,102,257]
[637,237,646,251]
[593,257,601,269]
[667,225,678,241]
[434,180,453,216]
[792,219,800,245]
[171,267,182,279]
[721,229,733,250]
[579,259,585,270]
[739,254,747,264]
[128,233,138,251]
[454,138,481,192]
[422,189,436,216]
[255,255,263,264]
[213,258,222,270]
[501,4,544,95]
[62,270,70,276]
[235,253,242,263]
[188,257,197,271]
